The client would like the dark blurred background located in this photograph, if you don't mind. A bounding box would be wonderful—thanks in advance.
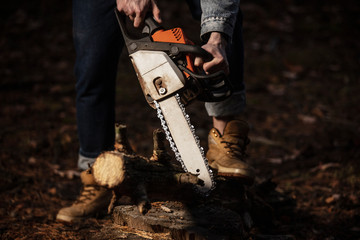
[0,0,359,239]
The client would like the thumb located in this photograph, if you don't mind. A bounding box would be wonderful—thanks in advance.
[194,56,204,68]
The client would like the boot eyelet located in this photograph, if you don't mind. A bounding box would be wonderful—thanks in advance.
[214,134,218,137]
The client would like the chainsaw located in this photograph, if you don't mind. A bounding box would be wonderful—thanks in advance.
[115,10,232,195]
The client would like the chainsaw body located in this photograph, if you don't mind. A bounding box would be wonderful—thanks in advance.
[116,11,232,108]
[115,11,232,194]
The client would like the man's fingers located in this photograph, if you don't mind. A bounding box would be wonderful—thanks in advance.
[194,50,229,75]
[152,1,162,23]
[203,60,218,74]
[201,47,229,75]
[117,0,161,27]
[203,59,229,75]
[194,56,204,68]
[199,37,229,75]
[133,15,143,28]
[128,14,135,22]
[133,5,147,28]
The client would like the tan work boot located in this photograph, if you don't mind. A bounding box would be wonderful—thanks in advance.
[56,169,112,222]
[207,119,255,184]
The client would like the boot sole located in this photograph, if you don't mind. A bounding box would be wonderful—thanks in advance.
[215,172,254,185]
[56,213,85,223]
[209,163,255,185]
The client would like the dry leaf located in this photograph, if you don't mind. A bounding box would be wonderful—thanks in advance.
[325,194,340,204]
[282,71,297,80]
[54,169,80,179]
[48,187,57,195]
[267,158,283,164]
[284,61,304,73]
[28,157,37,165]
[310,163,341,173]
[160,205,173,213]
[267,84,286,96]
[298,114,316,124]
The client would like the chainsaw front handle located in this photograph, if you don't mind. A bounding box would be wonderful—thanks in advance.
[115,9,212,60]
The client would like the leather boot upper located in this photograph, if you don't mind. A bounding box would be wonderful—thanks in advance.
[56,169,111,222]
[207,120,255,183]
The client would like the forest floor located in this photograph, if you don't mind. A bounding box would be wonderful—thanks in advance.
[1,0,359,239]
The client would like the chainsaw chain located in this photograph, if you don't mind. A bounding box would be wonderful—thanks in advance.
[154,93,215,195]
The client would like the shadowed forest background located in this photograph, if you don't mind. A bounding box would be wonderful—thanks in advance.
[1,0,359,239]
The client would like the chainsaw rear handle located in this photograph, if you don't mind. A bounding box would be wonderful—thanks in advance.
[114,9,212,61]
[179,65,232,102]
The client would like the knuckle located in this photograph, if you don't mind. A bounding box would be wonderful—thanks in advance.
[214,58,222,65]
[134,8,141,15]
[117,5,126,12]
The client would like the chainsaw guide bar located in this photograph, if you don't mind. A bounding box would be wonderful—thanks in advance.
[154,94,215,194]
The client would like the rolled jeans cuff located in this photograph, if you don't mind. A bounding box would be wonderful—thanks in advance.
[78,154,96,171]
[205,90,246,117]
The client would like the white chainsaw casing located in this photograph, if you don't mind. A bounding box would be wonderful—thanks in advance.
[130,50,215,195]
[130,50,185,101]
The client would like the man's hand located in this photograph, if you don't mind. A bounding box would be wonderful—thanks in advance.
[117,0,161,28]
[194,32,229,75]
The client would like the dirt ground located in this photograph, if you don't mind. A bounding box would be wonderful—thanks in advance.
[1,0,359,239]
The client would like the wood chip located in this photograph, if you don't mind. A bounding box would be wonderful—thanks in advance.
[160,205,172,213]
[325,194,341,204]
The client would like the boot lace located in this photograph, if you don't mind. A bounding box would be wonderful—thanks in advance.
[74,185,102,204]
[221,137,250,159]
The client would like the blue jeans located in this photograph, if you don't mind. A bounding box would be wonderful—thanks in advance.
[73,0,245,170]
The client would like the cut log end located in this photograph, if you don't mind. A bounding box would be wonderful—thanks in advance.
[93,151,126,189]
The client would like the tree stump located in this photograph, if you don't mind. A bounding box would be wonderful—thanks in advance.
[113,202,245,240]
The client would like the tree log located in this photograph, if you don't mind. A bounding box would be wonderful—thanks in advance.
[91,127,203,214]
[89,125,292,239]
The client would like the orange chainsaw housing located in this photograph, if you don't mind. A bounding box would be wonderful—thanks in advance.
[151,28,195,77]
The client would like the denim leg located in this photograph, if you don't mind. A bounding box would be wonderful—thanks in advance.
[205,9,246,117]
[73,0,123,169]
[187,0,246,117]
